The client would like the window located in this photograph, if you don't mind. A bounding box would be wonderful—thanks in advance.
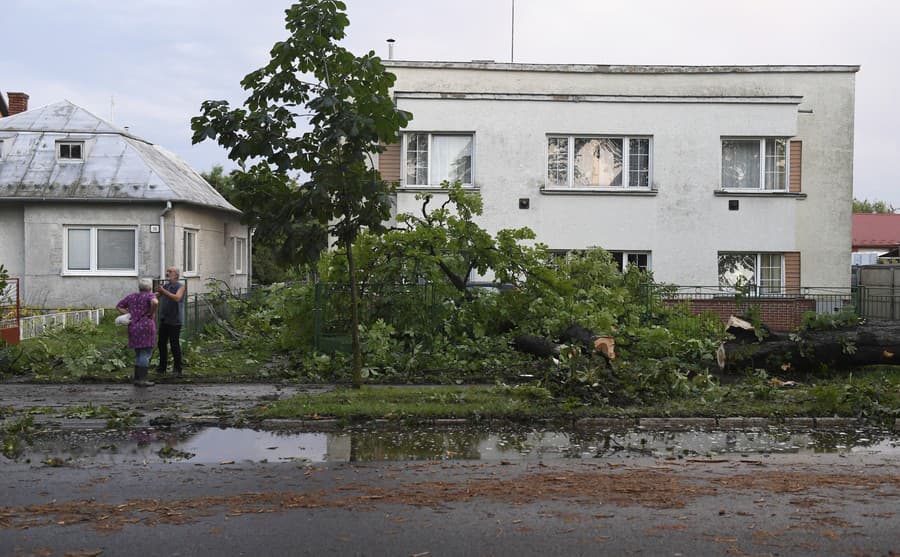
[721,138,787,190]
[611,251,651,273]
[403,133,473,186]
[183,229,198,275]
[234,237,246,274]
[57,141,84,161]
[718,253,783,295]
[64,226,137,275]
[547,136,651,188]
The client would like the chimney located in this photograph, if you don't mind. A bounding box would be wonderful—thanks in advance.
[386,38,395,60]
[7,92,29,115]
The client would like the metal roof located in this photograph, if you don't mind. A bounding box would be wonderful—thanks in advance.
[0,100,239,213]
[852,213,900,249]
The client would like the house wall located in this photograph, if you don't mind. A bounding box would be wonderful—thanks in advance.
[21,203,161,308]
[0,204,24,278]
[387,65,856,288]
[14,202,247,308]
[169,204,249,294]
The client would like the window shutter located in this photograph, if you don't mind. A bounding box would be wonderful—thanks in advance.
[378,142,402,184]
[784,252,801,293]
[789,141,802,193]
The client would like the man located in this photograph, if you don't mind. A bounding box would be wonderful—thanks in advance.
[155,266,186,376]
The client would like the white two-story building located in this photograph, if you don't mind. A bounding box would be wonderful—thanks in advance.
[378,62,857,293]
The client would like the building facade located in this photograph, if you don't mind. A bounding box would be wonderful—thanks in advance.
[0,100,249,308]
[379,62,857,292]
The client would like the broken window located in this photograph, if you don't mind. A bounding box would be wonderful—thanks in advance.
[403,133,473,186]
[548,136,650,188]
[718,252,783,294]
[611,251,651,272]
[721,138,787,190]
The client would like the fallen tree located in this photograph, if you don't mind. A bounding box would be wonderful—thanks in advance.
[717,316,900,373]
[513,325,615,363]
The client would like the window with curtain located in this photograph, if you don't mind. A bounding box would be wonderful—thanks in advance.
[722,138,788,190]
[183,229,198,275]
[403,133,473,186]
[65,226,136,274]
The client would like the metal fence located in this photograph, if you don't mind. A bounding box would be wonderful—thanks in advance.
[641,285,857,315]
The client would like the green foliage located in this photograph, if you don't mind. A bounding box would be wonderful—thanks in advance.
[192,0,412,387]
[853,197,896,214]
[202,165,292,284]
[800,308,860,331]
[2,416,36,459]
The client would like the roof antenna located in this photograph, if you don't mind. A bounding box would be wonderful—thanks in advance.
[110,95,115,122]
[386,38,395,60]
[510,0,515,63]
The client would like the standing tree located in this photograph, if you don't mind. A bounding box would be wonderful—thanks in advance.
[191,0,410,387]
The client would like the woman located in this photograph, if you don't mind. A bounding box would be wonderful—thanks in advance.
[116,278,159,387]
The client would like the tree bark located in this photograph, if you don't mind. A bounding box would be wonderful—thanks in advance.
[346,240,363,389]
[718,320,900,373]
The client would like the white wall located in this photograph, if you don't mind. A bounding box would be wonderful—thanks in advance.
[389,65,856,287]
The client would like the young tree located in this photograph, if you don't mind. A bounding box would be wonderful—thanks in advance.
[191,0,410,387]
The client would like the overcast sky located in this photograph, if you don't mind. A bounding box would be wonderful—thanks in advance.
[3,0,898,205]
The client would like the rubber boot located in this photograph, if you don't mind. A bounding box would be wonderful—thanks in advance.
[134,366,155,387]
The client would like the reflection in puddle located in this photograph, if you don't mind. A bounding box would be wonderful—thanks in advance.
[16,426,900,465]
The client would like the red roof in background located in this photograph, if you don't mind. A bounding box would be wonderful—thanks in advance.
[853,213,900,249]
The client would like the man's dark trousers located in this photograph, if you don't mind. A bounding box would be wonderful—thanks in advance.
[157,323,182,374]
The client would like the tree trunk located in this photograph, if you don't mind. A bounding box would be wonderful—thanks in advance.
[345,240,363,389]
[718,320,900,373]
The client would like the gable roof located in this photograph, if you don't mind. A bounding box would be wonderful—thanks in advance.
[0,100,239,213]
[852,213,900,249]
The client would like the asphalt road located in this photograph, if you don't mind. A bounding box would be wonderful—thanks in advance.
[2,451,898,557]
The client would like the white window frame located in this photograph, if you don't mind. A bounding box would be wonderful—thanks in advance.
[62,225,138,276]
[717,252,785,296]
[182,228,199,277]
[721,137,790,191]
[57,141,85,162]
[611,251,652,272]
[401,132,475,188]
[234,237,246,275]
[546,135,653,190]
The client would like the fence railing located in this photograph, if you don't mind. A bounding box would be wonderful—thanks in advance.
[19,308,105,340]
[642,285,857,315]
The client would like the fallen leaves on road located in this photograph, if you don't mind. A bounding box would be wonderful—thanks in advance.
[1,467,897,534]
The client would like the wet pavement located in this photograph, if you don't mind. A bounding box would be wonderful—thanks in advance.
[3,384,900,555]
[0,383,323,428]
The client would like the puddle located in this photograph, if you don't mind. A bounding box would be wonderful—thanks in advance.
[12,426,900,465]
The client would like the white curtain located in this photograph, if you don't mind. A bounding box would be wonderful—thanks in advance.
[431,135,472,185]
[722,140,760,189]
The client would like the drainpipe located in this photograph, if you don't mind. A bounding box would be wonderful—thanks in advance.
[159,201,172,279]
[248,226,255,292]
